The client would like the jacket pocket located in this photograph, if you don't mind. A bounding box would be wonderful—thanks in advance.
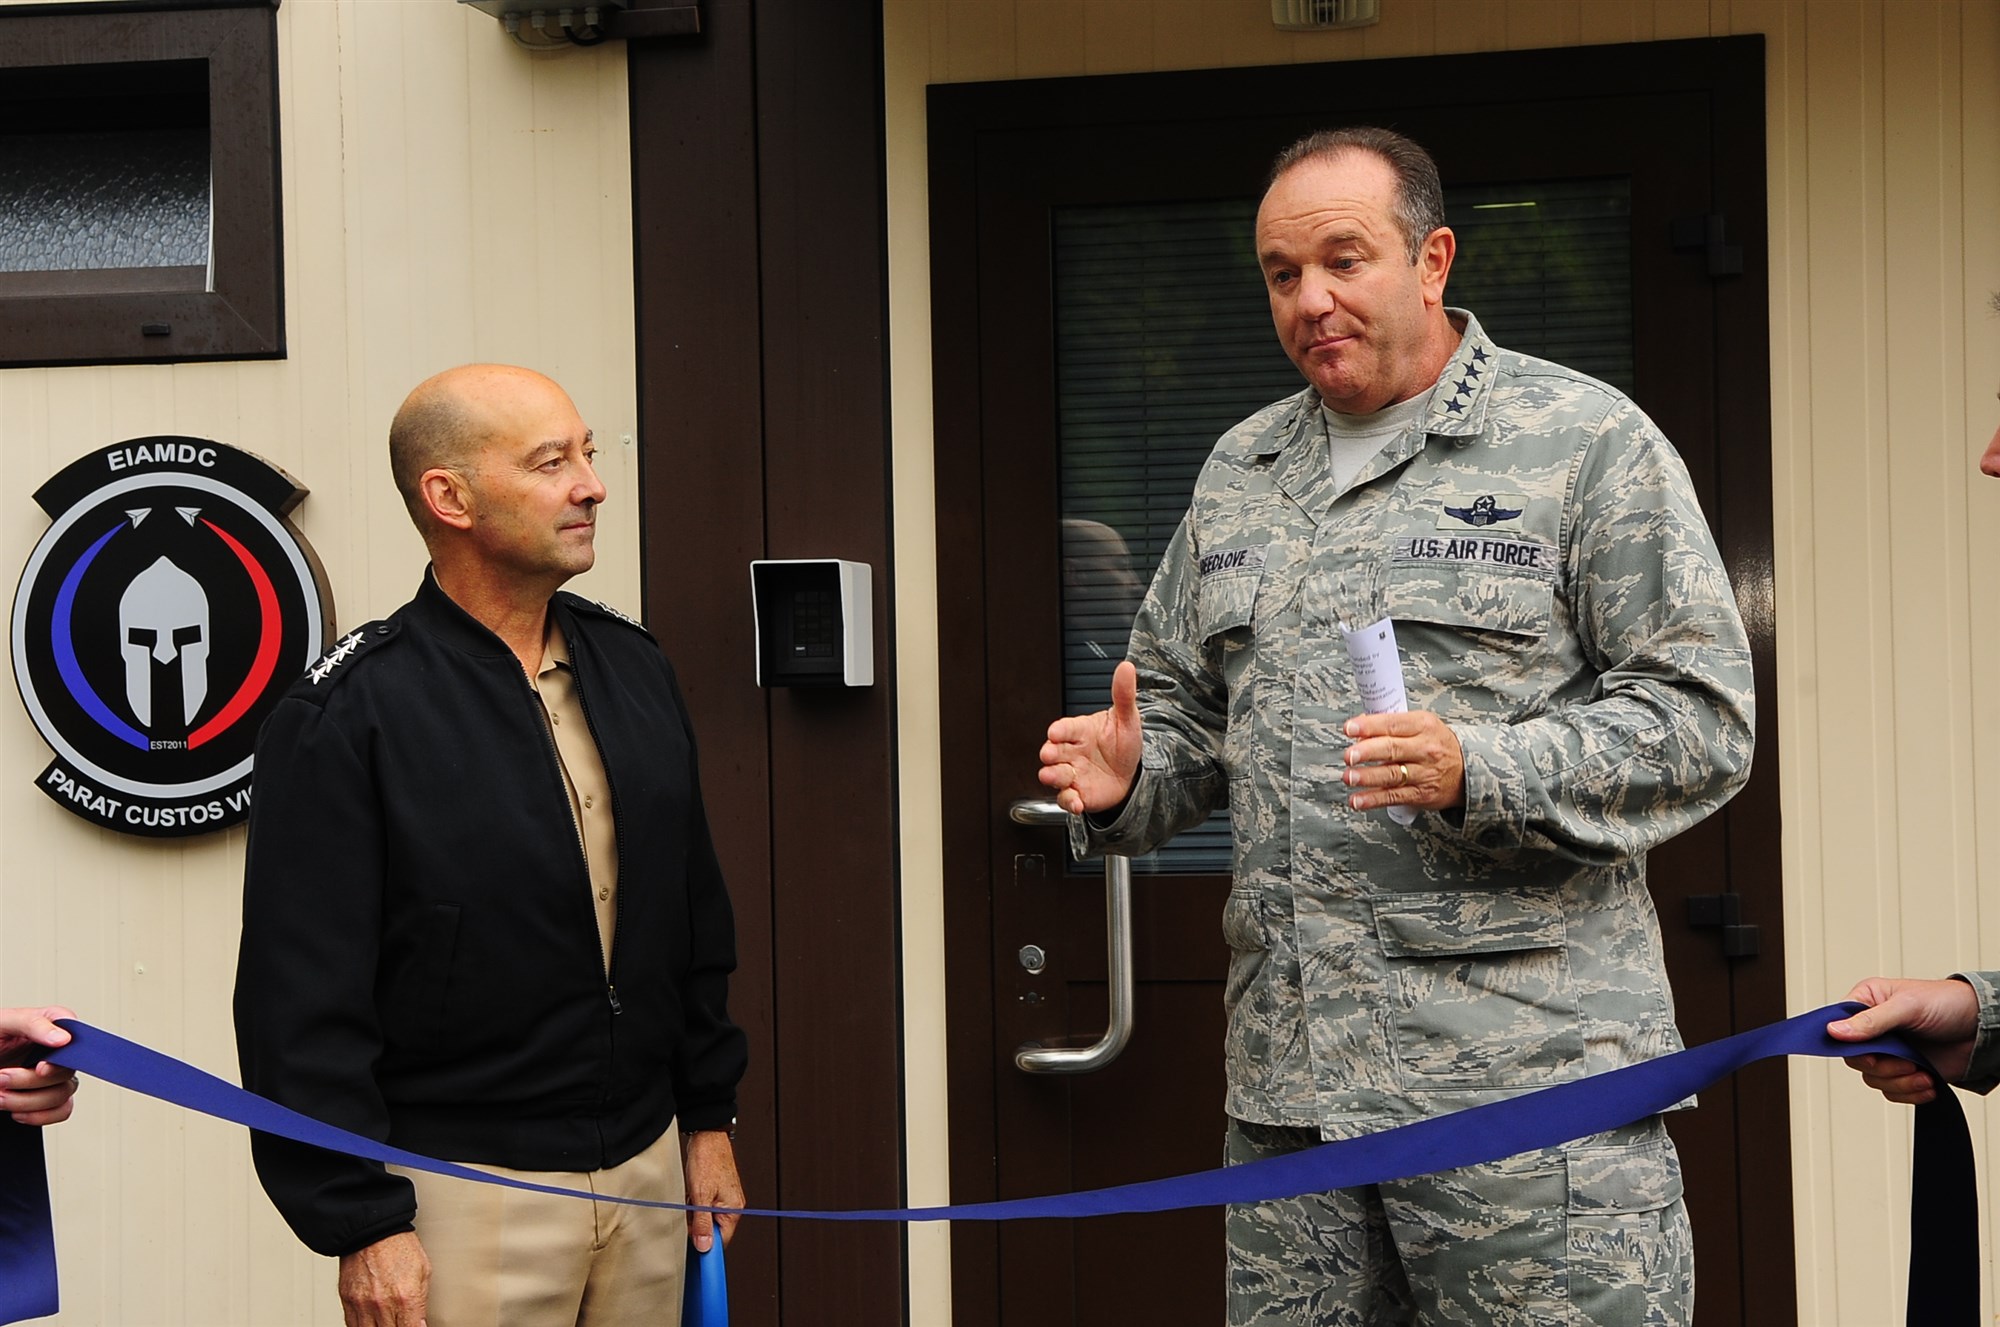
[1222,880,1294,1095]
[1196,562,1262,646]
[386,902,461,1050]
[1384,563,1553,641]
[1375,889,1584,1089]
[1221,881,1265,954]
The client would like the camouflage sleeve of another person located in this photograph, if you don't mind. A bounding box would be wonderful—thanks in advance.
[1069,514,1230,862]
[1451,399,1755,862]
[1953,970,2000,1094]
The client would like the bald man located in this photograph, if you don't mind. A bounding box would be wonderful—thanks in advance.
[235,366,747,1327]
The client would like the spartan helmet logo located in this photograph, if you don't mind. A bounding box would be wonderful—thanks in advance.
[119,556,210,729]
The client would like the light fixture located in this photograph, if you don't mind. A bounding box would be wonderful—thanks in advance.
[1272,0,1381,31]
[457,0,626,48]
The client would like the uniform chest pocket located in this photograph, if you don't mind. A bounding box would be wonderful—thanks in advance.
[1385,560,1554,641]
[1196,564,1263,645]
[1373,889,1584,1090]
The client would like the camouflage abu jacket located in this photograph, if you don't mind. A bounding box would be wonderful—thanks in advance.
[1076,310,1755,1134]
[1958,971,2000,1094]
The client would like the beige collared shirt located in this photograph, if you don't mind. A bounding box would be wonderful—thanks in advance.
[532,618,617,974]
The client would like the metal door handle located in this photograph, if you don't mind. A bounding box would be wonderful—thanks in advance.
[1007,797,1133,1074]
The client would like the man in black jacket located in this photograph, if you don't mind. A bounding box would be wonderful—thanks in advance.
[235,364,747,1327]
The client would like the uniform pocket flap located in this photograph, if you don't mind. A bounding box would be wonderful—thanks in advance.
[1373,889,1565,958]
[1385,559,1553,639]
[1196,560,1263,642]
[1567,1137,1685,1215]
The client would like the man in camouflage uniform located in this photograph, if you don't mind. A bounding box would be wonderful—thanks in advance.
[1038,127,1753,1325]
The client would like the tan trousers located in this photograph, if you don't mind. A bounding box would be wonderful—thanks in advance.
[388,1122,687,1327]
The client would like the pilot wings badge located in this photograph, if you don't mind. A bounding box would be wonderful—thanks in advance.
[1442,494,1524,528]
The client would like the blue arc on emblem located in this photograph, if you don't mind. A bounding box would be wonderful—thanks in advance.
[10,438,334,837]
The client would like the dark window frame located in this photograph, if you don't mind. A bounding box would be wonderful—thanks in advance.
[0,1,284,368]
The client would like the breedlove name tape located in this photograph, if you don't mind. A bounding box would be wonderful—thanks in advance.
[0,1004,1979,1326]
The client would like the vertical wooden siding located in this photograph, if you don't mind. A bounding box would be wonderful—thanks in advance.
[1761,1,1999,1322]
[0,7,640,1323]
[884,1,1999,1322]
[631,4,908,1324]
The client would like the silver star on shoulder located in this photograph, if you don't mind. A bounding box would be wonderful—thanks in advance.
[308,630,368,685]
[596,599,643,629]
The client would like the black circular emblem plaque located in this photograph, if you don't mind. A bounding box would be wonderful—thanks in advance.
[11,438,334,836]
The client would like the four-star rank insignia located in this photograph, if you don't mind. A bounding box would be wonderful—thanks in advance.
[11,438,334,836]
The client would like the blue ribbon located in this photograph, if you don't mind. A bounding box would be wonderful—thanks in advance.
[684,1239,727,1327]
[0,1004,1975,1325]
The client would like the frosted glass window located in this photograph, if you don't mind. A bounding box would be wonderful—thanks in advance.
[0,129,211,274]
[0,11,282,367]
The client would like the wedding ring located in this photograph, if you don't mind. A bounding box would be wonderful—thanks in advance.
[1397,763,1410,787]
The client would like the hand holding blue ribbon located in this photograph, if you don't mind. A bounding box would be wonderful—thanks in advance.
[0,1004,1977,1326]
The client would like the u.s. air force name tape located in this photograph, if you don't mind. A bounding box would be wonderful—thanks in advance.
[0,1004,1978,1326]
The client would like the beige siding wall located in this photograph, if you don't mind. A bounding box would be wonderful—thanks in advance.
[0,5,639,1322]
[884,1,2000,1323]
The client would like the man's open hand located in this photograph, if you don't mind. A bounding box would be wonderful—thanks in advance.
[1038,660,1144,816]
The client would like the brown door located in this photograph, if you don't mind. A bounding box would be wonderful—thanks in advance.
[935,39,1787,1327]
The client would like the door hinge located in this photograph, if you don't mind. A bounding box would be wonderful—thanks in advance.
[1687,892,1760,958]
[1670,214,1744,278]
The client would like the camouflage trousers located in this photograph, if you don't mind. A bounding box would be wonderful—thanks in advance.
[1224,1115,1692,1326]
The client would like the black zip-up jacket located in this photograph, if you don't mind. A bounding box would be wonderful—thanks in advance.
[234,573,746,1257]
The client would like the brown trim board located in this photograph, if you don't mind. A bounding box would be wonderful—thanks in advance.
[630,3,904,1324]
